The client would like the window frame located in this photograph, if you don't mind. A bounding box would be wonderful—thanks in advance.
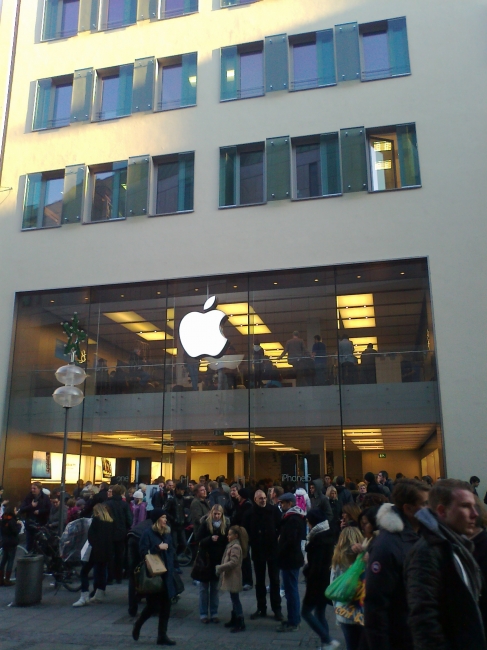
[159,0,199,20]
[151,151,195,217]
[219,141,266,209]
[87,160,128,223]
[291,133,342,201]
[32,74,74,131]
[359,17,411,82]
[220,41,264,102]
[98,0,137,31]
[366,123,421,193]
[22,170,65,231]
[42,0,80,41]
[157,53,197,112]
[94,64,134,122]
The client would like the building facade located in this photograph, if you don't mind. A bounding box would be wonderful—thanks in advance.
[0,0,485,500]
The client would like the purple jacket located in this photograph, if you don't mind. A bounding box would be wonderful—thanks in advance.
[130,501,147,528]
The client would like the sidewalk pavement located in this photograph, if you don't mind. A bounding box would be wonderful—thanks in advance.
[0,570,345,650]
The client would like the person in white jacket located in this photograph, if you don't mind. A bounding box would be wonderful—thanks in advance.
[295,485,311,513]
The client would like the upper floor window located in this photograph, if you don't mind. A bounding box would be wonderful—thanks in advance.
[160,0,198,19]
[158,53,197,110]
[293,133,341,199]
[99,0,136,30]
[219,142,265,207]
[221,42,264,101]
[22,171,64,229]
[360,18,411,80]
[368,124,420,191]
[43,0,79,40]
[90,162,128,222]
[33,75,73,130]
[96,65,134,120]
[154,152,194,215]
[289,30,336,91]
[221,0,258,7]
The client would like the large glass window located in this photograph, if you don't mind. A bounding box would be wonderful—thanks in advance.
[293,133,341,199]
[161,0,198,19]
[96,65,134,120]
[219,143,265,207]
[33,76,73,130]
[22,172,65,229]
[42,0,80,40]
[155,152,194,215]
[158,53,197,111]
[221,43,264,101]
[360,18,411,81]
[368,124,421,191]
[290,30,336,91]
[90,163,127,221]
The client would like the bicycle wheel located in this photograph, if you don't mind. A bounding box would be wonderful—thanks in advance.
[61,566,82,592]
[177,545,193,567]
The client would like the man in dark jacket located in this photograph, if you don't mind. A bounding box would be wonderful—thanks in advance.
[364,471,389,498]
[378,470,394,494]
[232,488,254,589]
[405,478,487,650]
[336,475,353,506]
[243,490,283,620]
[106,484,133,583]
[19,482,51,550]
[165,483,188,571]
[364,478,430,649]
[276,492,305,632]
[309,479,334,521]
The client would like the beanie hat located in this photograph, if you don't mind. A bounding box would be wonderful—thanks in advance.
[133,490,144,499]
[149,508,165,522]
[175,483,185,490]
[364,472,376,484]
[306,508,327,526]
[238,488,249,500]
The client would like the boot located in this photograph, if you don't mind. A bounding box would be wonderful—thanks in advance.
[132,618,142,641]
[156,633,176,646]
[273,608,284,622]
[250,609,266,620]
[89,589,106,603]
[3,571,13,587]
[224,611,237,628]
[230,616,245,633]
[0,571,4,587]
[72,591,90,607]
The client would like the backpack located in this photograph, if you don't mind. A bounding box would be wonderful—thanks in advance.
[295,492,307,512]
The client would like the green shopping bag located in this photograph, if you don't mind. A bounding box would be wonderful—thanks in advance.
[325,552,365,603]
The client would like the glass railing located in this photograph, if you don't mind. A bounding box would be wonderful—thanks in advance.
[14,349,436,398]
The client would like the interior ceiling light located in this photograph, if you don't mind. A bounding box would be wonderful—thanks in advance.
[269,447,300,452]
[224,432,264,440]
[350,439,383,444]
[375,160,392,170]
[337,294,376,329]
[191,448,216,453]
[373,141,392,151]
[253,441,283,446]
[357,446,384,450]
[165,348,177,355]
[219,303,271,335]
[345,429,382,436]
[104,311,173,340]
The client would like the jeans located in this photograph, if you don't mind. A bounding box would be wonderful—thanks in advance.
[81,558,107,592]
[301,596,330,643]
[199,579,219,618]
[253,555,281,612]
[281,568,301,626]
[341,623,364,650]
[230,591,243,617]
[0,546,16,573]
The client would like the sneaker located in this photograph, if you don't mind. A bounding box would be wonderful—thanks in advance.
[322,642,341,650]
[279,589,286,598]
[250,610,266,620]
[242,584,253,591]
[276,623,300,633]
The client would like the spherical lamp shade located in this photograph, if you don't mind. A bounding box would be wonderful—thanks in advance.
[55,364,88,386]
[52,385,85,408]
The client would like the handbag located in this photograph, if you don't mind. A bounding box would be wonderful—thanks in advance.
[190,548,212,582]
[325,553,365,603]
[134,561,165,595]
[80,540,91,562]
[145,552,167,576]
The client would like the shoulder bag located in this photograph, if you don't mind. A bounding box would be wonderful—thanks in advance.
[134,561,165,595]
[145,552,167,576]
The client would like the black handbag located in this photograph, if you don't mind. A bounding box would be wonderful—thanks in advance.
[190,548,212,582]
[134,560,165,595]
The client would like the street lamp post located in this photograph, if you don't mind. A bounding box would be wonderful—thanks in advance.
[52,313,88,538]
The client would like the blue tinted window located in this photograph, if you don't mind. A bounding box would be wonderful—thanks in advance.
[165,0,184,17]
[161,65,182,109]
[92,167,127,221]
[108,0,125,27]
[296,144,321,198]
[61,0,79,36]
[157,162,179,214]
[362,31,389,79]
[240,149,264,205]
[53,84,72,127]
[293,42,317,90]
[240,51,263,98]
[43,178,64,227]
[101,75,120,118]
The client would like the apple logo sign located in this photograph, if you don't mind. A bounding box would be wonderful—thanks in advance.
[179,296,228,358]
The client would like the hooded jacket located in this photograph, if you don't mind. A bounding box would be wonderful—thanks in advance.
[364,503,420,650]
[277,506,305,570]
[309,479,334,522]
[303,520,334,604]
[404,508,486,650]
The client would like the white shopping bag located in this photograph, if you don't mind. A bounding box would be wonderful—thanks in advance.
[80,540,92,562]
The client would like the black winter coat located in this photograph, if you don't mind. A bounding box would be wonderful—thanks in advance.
[231,498,252,526]
[88,517,114,563]
[364,504,419,650]
[196,517,228,580]
[473,528,487,634]
[19,491,51,525]
[309,479,334,521]
[165,494,186,529]
[105,495,133,541]
[405,508,487,650]
[302,523,334,604]
[277,508,305,570]
[336,485,353,506]
[242,502,281,560]
[0,515,21,548]
[139,526,177,599]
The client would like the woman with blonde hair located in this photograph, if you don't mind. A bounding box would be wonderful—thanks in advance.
[330,526,365,650]
[73,503,114,607]
[194,504,229,623]
[216,525,249,633]
[132,512,177,646]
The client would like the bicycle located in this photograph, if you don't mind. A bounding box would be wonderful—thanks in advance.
[30,524,82,592]
[176,524,197,567]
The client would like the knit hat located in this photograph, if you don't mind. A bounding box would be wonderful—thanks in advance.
[238,488,250,500]
[175,483,185,490]
[306,508,327,526]
[76,499,85,507]
[133,490,144,499]
[278,492,296,504]
[364,472,376,484]
[149,508,165,522]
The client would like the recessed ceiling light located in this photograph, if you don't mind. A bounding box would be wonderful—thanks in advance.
[357,275,361,279]
[121,294,124,297]
[195,288,199,291]
[400,272,405,275]
[233,285,237,288]
[157,291,161,295]
[314,279,319,282]
[50,300,55,303]
[85,297,89,300]
[274,282,278,285]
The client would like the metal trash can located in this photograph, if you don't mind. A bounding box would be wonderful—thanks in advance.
[14,554,44,606]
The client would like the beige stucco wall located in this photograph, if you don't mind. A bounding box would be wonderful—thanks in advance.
[0,0,486,483]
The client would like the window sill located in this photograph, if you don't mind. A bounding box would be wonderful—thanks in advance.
[21,224,62,232]
[160,10,199,20]
[41,32,77,43]
[99,22,136,32]
[289,82,336,92]
[83,217,126,225]
[156,103,196,113]
[361,72,411,83]
[32,123,70,132]
[93,112,131,123]
[219,201,266,210]
[291,193,342,202]
[368,184,422,194]
[220,92,265,103]
[149,210,194,217]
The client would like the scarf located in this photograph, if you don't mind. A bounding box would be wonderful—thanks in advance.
[307,520,330,541]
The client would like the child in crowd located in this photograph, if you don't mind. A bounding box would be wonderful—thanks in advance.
[0,504,21,586]
[216,525,248,633]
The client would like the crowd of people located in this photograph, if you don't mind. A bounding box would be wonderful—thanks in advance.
[1,472,487,649]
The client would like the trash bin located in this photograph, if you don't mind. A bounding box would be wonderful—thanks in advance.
[14,554,44,606]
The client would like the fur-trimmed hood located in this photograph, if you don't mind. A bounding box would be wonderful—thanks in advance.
[376,503,405,533]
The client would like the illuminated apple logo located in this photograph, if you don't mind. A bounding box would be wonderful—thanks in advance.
[179,296,228,358]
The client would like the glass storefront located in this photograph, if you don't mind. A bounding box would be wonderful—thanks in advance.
[2,257,443,500]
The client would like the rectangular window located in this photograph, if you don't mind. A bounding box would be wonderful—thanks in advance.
[220,42,264,101]
[158,53,197,110]
[290,30,336,91]
[293,134,341,199]
[99,0,137,29]
[33,76,73,130]
[155,152,194,215]
[161,0,198,19]
[96,65,133,120]
[43,0,80,40]
[221,0,258,7]
[22,172,64,229]
[360,17,411,81]
[368,124,420,191]
[219,143,264,207]
[90,162,127,222]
